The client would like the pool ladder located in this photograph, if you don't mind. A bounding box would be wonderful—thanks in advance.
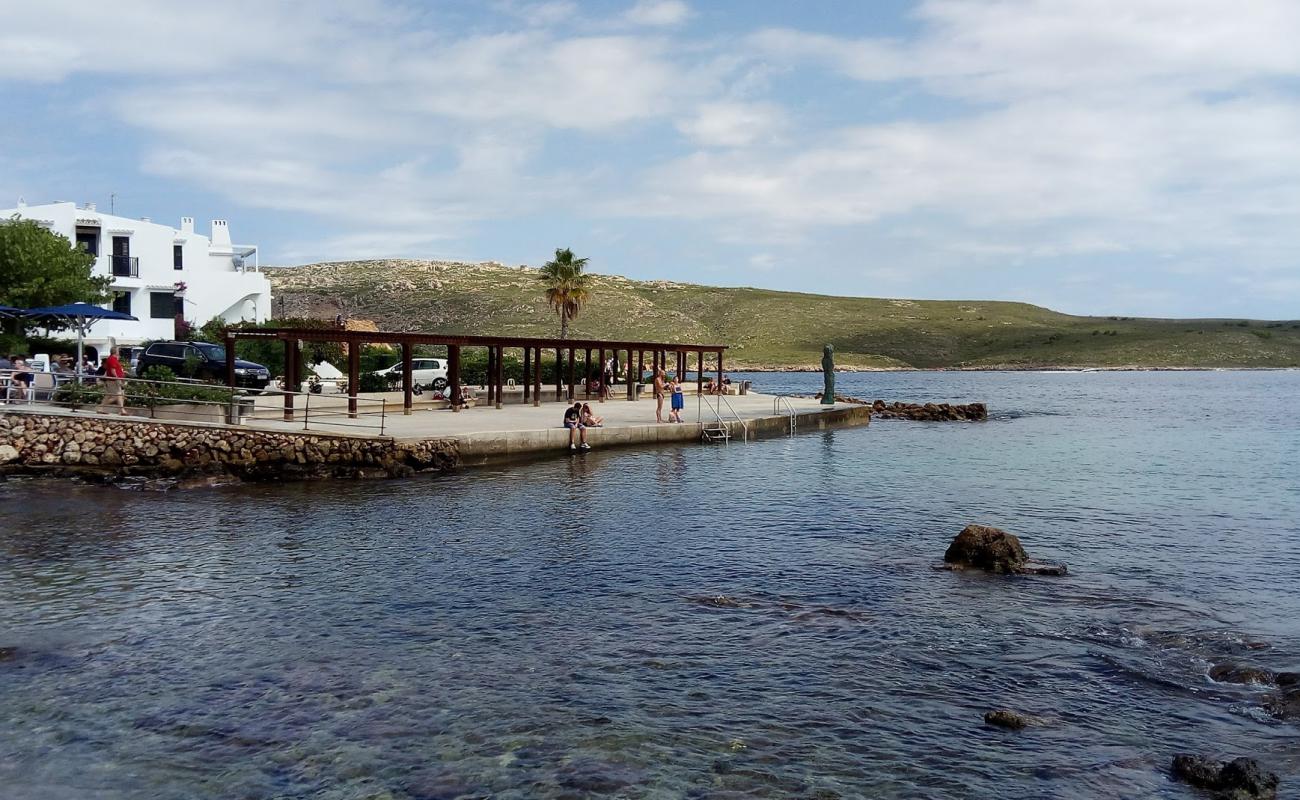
[697,393,747,444]
[773,395,797,436]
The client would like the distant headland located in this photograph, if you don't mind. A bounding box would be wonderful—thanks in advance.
[267,260,1300,371]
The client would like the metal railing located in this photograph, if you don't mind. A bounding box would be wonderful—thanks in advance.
[696,391,749,442]
[773,395,797,436]
[1,372,388,436]
[108,255,140,277]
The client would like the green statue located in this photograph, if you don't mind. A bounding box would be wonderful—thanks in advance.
[821,344,835,404]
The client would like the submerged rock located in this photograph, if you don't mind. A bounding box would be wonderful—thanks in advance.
[983,709,1030,730]
[1209,663,1276,685]
[1264,686,1300,721]
[1172,754,1279,800]
[689,595,745,609]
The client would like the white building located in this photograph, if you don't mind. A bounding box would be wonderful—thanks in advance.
[0,199,272,354]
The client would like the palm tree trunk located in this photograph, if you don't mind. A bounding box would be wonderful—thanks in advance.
[560,313,568,340]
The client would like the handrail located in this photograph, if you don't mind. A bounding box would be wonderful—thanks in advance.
[773,395,797,436]
[696,391,749,441]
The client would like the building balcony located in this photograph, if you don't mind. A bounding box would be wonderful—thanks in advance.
[109,255,140,277]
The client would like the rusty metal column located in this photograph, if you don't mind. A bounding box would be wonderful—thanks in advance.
[486,346,495,406]
[566,347,576,401]
[401,341,414,415]
[449,345,462,412]
[522,347,531,402]
[555,347,564,401]
[597,348,606,402]
[347,339,360,419]
[282,338,295,421]
[495,346,504,409]
[584,348,591,399]
[626,348,634,400]
[697,350,704,395]
[533,347,542,407]
[225,335,236,388]
[717,349,723,390]
[637,351,644,389]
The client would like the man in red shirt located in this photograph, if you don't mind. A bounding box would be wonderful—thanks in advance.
[96,349,127,415]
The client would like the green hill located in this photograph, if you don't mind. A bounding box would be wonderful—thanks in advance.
[266,260,1300,370]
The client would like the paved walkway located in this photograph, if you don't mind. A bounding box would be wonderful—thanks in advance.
[238,388,843,442]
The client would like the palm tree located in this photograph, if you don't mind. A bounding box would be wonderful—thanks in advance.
[538,247,592,339]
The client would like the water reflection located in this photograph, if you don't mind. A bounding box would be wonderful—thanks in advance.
[1,371,1297,798]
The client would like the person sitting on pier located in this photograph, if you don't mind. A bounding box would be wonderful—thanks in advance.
[564,402,590,450]
[442,384,474,409]
[580,403,603,427]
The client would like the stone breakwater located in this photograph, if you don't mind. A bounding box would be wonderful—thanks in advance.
[0,412,457,482]
[821,395,988,421]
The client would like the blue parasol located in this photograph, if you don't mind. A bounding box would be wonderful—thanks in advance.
[24,302,138,378]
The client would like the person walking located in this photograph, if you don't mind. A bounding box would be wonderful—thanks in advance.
[669,376,685,422]
[653,368,666,423]
[96,348,127,415]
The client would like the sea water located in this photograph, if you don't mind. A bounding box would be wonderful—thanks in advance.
[1,371,1297,798]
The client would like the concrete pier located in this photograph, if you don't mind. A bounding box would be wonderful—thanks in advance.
[1,390,870,481]
[239,389,871,466]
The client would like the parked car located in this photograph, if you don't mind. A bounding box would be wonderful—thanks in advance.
[373,357,448,390]
[123,346,145,375]
[136,340,271,393]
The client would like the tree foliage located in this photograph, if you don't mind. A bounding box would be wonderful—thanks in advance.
[537,247,592,339]
[0,215,110,312]
[198,316,349,381]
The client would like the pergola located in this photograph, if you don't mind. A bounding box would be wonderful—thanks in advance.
[224,327,729,419]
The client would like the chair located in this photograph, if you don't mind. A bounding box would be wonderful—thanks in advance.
[31,372,56,402]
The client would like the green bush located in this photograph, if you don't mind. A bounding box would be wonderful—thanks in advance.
[357,372,389,393]
[54,366,236,409]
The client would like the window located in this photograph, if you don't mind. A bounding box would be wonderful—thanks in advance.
[151,343,184,359]
[150,291,176,319]
[173,244,183,270]
[193,343,226,361]
[76,230,100,256]
[111,291,131,315]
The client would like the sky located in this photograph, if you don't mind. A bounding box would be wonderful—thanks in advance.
[3,0,1299,319]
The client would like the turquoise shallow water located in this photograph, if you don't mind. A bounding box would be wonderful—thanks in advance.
[2,371,1298,799]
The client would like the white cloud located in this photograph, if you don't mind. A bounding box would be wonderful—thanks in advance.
[676,102,786,147]
[624,0,691,27]
[3,0,1300,314]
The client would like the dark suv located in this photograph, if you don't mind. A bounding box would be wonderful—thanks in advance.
[136,341,271,393]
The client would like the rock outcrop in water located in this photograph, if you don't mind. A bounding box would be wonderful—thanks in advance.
[983,710,1030,729]
[1171,755,1279,800]
[1209,663,1276,685]
[870,400,987,421]
[820,395,988,420]
[941,524,1068,576]
[1208,663,1300,720]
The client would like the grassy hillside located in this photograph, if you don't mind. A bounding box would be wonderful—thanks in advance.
[266,260,1300,370]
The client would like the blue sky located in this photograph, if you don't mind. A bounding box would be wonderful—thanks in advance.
[3,0,1300,318]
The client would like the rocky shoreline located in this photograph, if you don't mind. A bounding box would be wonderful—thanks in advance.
[0,412,457,485]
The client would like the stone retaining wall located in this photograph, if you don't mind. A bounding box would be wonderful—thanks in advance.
[0,411,458,482]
